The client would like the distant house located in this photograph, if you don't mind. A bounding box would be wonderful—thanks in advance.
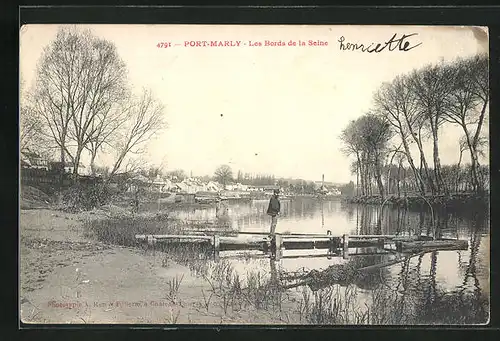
[330,188,341,195]
[125,174,149,192]
[236,183,249,191]
[316,184,341,196]
[226,182,249,191]
[246,184,280,195]
[20,151,49,170]
[175,178,209,194]
[317,185,329,195]
[150,177,176,193]
[64,162,87,175]
[20,159,31,168]
[206,181,222,192]
[175,181,191,193]
[314,181,336,189]
[248,185,277,191]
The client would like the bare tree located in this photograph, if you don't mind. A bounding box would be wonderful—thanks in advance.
[84,105,127,175]
[108,88,166,179]
[349,160,360,196]
[340,115,392,198]
[214,165,233,189]
[384,143,405,196]
[31,26,128,174]
[357,114,393,199]
[340,120,365,195]
[408,62,455,194]
[444,54,489,192]
[237,170,244,183]
[373,76,427,195]
[20,78,43,153]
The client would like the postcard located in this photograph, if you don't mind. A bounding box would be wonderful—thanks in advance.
[19,24,489,325]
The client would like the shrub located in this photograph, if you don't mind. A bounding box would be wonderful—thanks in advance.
[61,181,111,212]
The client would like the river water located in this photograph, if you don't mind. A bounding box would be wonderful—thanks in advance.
[165,197,490,325]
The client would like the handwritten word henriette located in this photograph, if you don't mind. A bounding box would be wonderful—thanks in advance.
[338,33,422,53]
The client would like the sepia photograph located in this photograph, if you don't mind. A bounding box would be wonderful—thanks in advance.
[19,24,489,325]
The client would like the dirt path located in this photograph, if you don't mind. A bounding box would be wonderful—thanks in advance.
[20,209,301,324]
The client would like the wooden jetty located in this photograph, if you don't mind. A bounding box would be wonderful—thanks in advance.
[135,230,469,261]
[396,239,469,253]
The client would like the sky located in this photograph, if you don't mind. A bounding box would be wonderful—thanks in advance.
[19,25,489,183]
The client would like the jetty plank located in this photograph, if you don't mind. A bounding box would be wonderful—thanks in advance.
[135,234,212,241]
[398,240,468,252]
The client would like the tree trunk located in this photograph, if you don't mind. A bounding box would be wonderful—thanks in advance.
[397,162,402,197]
[374,155,385,199]
[360,158,366,196]
[456,150,463,193]
[90,150,97,176]
[60,145,66,165]
[356,154,362,196]
[463,127,480,192]
[401,134,425,195]
[386,148,400,196]
[356,166,359,196]
[472,98,488,150]
[415,133,435,195]
[72,146,85,175]
[431,126,447,194]
[403,167,407,196]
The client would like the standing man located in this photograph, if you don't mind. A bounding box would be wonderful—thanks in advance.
[267,189,281,237]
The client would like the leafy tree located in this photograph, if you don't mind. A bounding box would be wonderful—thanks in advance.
[214,165,233,189]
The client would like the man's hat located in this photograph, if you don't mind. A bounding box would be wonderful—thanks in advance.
[273,189,280,194]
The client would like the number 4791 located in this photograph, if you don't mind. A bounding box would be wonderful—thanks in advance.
[157,42,172,48]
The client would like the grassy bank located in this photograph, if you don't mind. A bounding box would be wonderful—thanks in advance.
[20,208,303,324]
[83,209,236,247]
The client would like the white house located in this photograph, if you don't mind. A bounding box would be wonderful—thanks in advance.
[330,188,341,196]
[206,181,222,192]
[150,176,176,193]
[20,151,49,170]
[233,183,248,191]
[176,179,202,194]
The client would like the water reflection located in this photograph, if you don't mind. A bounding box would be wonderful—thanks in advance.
[162,198,489,324]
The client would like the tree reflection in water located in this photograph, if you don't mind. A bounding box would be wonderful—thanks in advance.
[291,204,489,325]
[155,200,488,325]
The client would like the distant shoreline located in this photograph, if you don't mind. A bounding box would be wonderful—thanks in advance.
[341,193,489,211]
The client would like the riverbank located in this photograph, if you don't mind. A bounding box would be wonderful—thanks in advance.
[19,200,490,325]
[343,193,489,211]
[19,207,304,324]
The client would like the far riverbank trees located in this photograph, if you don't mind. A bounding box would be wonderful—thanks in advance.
[339,53,489,198]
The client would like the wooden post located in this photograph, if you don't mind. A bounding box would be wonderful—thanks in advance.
[343,234,349,259]
[274,234,283,260]
[147,235,157,247]
[395,241,402,253]
[147,235,157,256]
[213,235,220,262]
[378,238,385,247]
